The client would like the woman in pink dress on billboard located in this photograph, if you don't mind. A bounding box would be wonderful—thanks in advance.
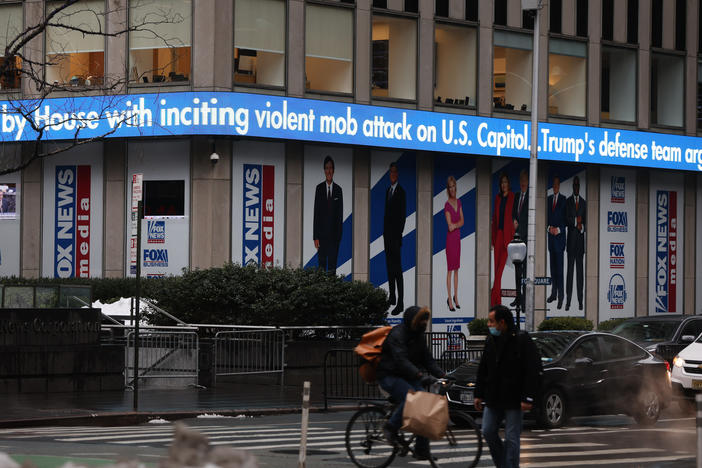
[445,176,464,311]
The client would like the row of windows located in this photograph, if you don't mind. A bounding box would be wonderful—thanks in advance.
[0,0,697,129]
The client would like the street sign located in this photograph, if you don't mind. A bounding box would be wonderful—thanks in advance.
[523,276,552,285]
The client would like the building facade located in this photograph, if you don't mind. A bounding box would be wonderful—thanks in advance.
[0,0,701,333]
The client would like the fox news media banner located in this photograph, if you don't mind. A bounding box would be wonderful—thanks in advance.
[490,159,529,313]
[649,173,684,314]
[598,168,637,321]
[545,164,587,318]
[431,154,476,337]
[369,151,417,323]
[41,144,103,277]
[232,140,285,267]
[302,145,353,280]
[0,171,20,276]
[126,140,190,277]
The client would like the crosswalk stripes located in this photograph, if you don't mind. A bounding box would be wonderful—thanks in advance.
[0,424,694,467]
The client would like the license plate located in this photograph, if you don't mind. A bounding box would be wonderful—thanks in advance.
[692,380,702,389]
[460,390,474,404]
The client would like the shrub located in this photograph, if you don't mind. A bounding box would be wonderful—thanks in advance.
[597,318,627,332]
[468,318,488,336]
[0,264,389,327]
[537,316,593,331]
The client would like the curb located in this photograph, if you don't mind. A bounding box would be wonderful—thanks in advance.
[0,405,361,429]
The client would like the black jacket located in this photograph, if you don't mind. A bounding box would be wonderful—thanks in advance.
[376,307,444,381]
[383,183,406,242]
[313,181,343,244]
[474,330,541,409]
[512,190,528,240]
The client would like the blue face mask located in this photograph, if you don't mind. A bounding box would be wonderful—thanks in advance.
[489,327,501,336]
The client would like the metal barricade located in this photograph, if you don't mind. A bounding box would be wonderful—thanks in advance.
[426,332,469,370]
[125,330,199,387]
[213,329,285,385]
[439,348,484,371]
[323,349,383,410]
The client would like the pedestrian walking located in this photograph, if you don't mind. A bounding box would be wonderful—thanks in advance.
[474,305,541,468]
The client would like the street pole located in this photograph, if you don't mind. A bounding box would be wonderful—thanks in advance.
[525,1,542,332]
[133,200,143,412]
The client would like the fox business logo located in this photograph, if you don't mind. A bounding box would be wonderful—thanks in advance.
[147,221,165,244]
[607,211,628,232]
[608,274,627,309]
[609,242,625,269]
[610,176,625,203]
[143,249,168,268]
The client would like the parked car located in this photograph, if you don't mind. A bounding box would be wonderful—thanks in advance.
[671,335,702,411]
[611,315,702,365]
[446,331,671,429]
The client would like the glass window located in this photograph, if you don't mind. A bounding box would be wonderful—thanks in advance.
[143,180,185,218]
[129,0,191,84]
[372,15,417,100]
[627,0,638,44]
[305,4,353,94]
[567,337,601,363]
[548,38,587,117]
[234,0,285,88]
[601,46,636,122]
[434,23,476,106]
[697,61,702,131]
[599,336,646,360]
[576,0,588,38]
[681,320,702,339]
[493,30,533,111]
[46,0,105,87]
[0,2,22,90]
[651,53,684,127]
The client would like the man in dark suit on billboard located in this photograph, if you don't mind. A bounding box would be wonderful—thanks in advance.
[511,169,528,308]
[313,156,344,275]
[547,175,567,309]
[384,161,407,315]
[565,176,586,311]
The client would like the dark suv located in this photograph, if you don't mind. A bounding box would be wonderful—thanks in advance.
[611,315,702,365]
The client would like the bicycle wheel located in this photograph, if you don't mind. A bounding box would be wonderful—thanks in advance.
[431,411,483,468]
[345,406,397,468]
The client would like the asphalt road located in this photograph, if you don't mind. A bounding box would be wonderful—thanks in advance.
[0,407,696,468]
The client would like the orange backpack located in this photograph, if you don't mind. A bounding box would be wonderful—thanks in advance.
[354,326,392,383]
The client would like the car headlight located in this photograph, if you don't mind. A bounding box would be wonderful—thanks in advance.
[673,356,685,368]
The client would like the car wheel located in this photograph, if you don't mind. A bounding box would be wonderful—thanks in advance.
[634,388,661,427]
[539,388,567,429]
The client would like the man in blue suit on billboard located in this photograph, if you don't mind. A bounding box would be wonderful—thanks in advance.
[547,175,567,309]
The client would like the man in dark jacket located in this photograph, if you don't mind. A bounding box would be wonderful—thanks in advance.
[376,306,445,460]
[383,161,406,315]
[474,305,541,468]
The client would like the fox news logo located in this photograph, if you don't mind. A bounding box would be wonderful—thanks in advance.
[608,274,627,309]
[610,177,625,203]
[607,211,628,232]
[609,242,625,269]
[147,221,165,244]
[143,249,168,267]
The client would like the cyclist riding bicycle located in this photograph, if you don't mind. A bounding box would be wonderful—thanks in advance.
[375,305,446,461]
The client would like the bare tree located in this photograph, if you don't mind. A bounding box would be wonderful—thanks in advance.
[0,0,188,176]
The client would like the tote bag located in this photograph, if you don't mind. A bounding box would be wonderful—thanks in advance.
[401,390,449,440]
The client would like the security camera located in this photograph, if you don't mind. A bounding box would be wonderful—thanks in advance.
[210,152,220,164]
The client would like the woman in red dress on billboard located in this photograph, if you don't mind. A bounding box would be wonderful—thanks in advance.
[445,176,464,311]
[491,172,515,306]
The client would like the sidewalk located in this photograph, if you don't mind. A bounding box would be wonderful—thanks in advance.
[0,382,349,428]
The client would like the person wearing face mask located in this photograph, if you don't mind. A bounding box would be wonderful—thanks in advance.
[474,305,541,468]
[375,306,446,461]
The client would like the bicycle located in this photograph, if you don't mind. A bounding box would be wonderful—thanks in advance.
[344,379,483,468]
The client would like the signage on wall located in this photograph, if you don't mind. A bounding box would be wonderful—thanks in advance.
[242,164,275,267]
[129,173,143,275]
[654,190,678,313]
[54,165,90,278]
[599,169,636,321]
[2,92,702,173]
